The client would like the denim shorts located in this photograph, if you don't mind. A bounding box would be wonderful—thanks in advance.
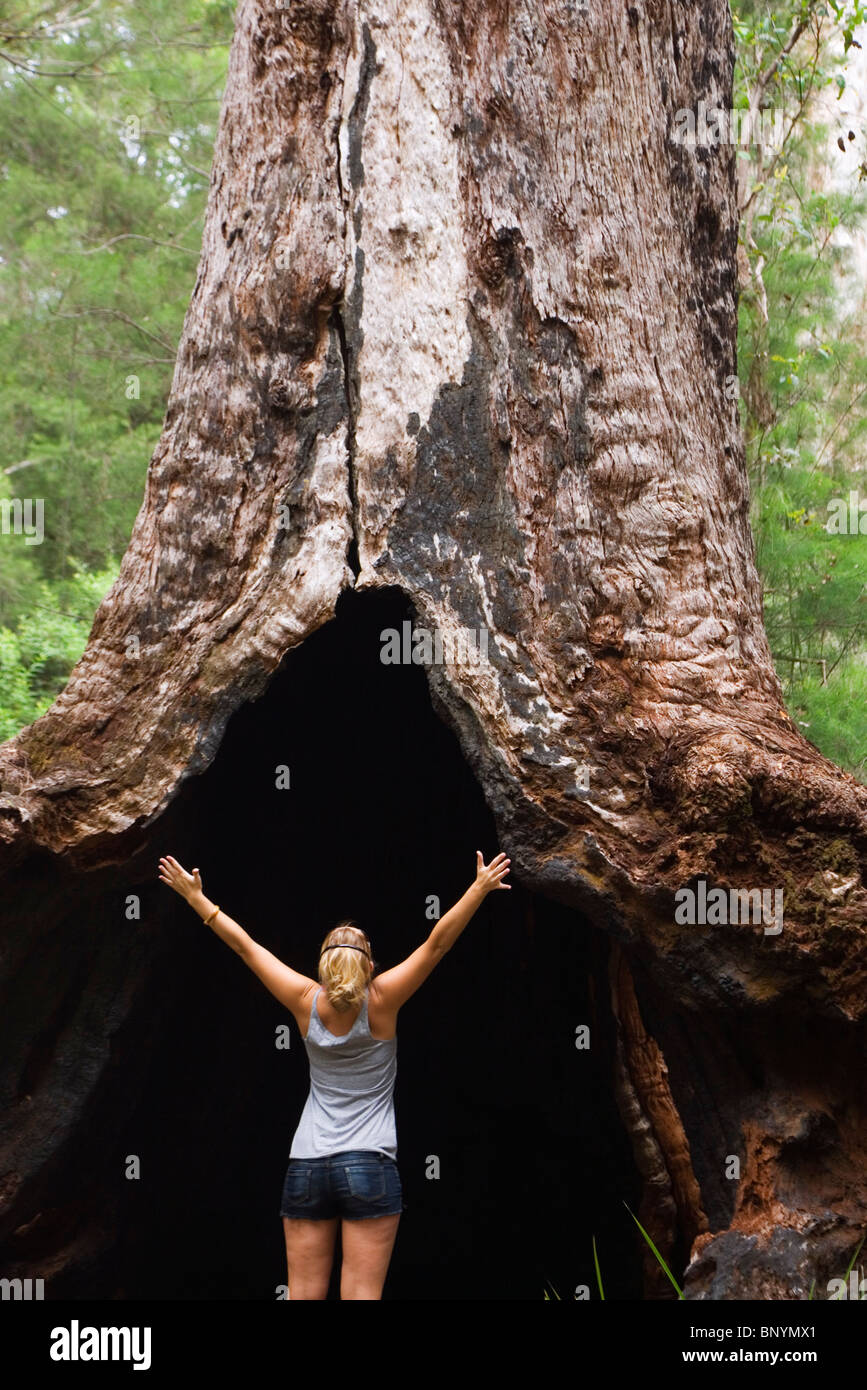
[280,1150,403,1220]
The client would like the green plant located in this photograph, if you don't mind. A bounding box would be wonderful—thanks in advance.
[624,1204,685,1299]
[544,1212,686,1299]
[592,1234,605,1301]
[828,1233,866,1300]
[733,0,867,781]
[0,558,118,739]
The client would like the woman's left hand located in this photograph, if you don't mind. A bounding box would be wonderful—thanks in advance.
[159,855,203,902]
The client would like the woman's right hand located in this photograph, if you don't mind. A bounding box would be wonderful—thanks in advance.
[475,850,512,893]
[159,855,203,903]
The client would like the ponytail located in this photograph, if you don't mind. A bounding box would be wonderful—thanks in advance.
[318,920,372,1012]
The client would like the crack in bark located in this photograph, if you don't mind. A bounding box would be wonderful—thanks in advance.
[330,12,376,585]
[331,302,360,580]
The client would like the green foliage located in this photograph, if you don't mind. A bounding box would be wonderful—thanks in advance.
[0,0,236,577]
[592,1233,605,1300]
[0,556,119,741]
[0,0,235,734]
[829,1233,865,1298]
[543,1218,685,1300]
[544,1227,866,1300]
[734,1,867,781]
[624,1204,685,1299]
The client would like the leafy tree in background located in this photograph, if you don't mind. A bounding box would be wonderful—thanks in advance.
[0,558,117,740]
[0,0,235,724]
[733,0,867,778]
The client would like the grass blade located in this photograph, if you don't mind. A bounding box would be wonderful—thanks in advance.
[592,1235,605,1300]
[624,1203,684,1299]
[831,1233,865,1300]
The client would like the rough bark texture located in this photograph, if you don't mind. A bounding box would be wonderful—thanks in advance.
[2,0,866,1298]
[610,944,707,1295]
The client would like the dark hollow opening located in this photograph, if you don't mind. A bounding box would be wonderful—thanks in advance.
[7,586,645,1300]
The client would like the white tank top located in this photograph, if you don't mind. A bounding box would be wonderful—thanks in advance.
[289,988,398,1159]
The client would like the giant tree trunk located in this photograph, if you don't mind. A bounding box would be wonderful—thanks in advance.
[2,0,866,1300]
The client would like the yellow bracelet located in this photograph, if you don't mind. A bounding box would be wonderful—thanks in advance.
[203,904,220,927]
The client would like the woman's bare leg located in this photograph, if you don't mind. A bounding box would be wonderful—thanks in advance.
[283,1216,338,1299]
[339,1214,400,1300]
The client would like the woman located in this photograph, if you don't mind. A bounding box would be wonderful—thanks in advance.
[158,849,511,1299]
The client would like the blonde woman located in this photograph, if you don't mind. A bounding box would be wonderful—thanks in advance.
[158,849,511,1300]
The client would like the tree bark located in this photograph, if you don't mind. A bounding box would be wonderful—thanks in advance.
[1,0,866,1298]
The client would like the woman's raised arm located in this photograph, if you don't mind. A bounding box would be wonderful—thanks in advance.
[158,855,316,1012]
[372,851,511,1012]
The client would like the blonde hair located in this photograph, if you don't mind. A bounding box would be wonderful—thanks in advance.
[318,920,373,1012]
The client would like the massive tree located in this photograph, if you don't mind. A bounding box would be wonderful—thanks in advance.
[1,0,866,1299]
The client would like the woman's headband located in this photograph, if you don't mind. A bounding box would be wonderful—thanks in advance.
[320,943,370,959]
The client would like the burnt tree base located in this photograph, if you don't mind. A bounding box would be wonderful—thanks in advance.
[1,589,652,1300]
